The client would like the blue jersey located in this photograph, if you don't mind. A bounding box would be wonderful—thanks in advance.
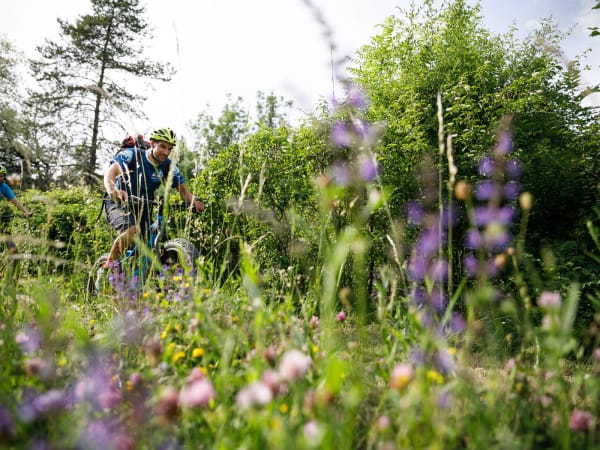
[0,182,16,202]
[111,148,185,200]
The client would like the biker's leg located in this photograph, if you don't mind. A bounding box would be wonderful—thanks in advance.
[103,224,140,269]
[102,199,138,270]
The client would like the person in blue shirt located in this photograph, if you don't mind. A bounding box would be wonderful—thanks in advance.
[0,165,30,255]
[101,127,204,270]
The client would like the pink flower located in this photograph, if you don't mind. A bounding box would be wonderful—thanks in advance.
[179,378,216,409]
[279,349,312,382]
[303,420,320,438]
[336,311,346,322]
[569,409,593,432]
[537,291,561,309]
[504,358,517,371]
[390,363,414,391]
[236,381,273,409]
[309,315,320,329]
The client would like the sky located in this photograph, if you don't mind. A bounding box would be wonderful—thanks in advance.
[3,0,600,144]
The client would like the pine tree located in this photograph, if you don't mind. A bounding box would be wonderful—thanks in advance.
[30,0,174,184]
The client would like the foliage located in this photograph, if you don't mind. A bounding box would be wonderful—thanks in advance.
[28,0,174,182]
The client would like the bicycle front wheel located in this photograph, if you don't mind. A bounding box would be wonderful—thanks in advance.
[160,238,199,276]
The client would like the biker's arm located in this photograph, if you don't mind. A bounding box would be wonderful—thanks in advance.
[104,162,128,203]
[176,183,204,213]
[10,197,29,218]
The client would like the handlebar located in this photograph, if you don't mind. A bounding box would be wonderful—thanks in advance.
[125,195,202,214]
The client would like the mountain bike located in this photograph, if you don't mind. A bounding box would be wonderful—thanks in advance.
[86,195,201,302]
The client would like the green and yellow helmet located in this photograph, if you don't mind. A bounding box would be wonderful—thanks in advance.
[150,128,177,146]
[0,165,7,175]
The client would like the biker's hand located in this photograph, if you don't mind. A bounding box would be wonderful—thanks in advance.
[113,189,128,203]
[23,211,30,219]
[192,200,205,214]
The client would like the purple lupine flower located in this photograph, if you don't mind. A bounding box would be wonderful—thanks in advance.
[410,286,427,308]
[15,325,41,354]
[466,229,483,249]
[463,254,479,277]
[495,131,513,156]
[351,117,370,139]
[331,122,353,147]
[416,229,444,257]
[478,156,496,177]
[407,254,427,281]
[330,161,351,186]
[32,389,67,416]
[503,181,520,200]
[475,180,498,201]
[505,159,522,178]
[346,86,368,110]
[358,154,378,181]
[429,258,449,282]
[430,288,447,313]
[405,201,424,225]
[0,406,15,441]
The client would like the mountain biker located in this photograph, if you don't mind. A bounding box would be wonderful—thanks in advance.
[0,165,30,255]
[101,127,204,270]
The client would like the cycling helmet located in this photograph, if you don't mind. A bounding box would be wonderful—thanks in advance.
[0,165,7,175]
[150,128,177,146]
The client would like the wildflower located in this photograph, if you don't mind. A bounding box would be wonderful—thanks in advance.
[519,192,533,211]
[426,369,444,384]
[454,180,471,200]
[309,315,320,329]
[346,86,368,110]
[331,122,353,147]
[263,345,277,365]
[505,358,517,371]
[179,378,216,409]
[336,311,347,322]
[24,357,52,379]
[236,381,273,409]
[376,415,391,431]
[0,406,16,441]
[278,349,312,382]
[171,351,186,364]
[303,420,321,441]
[390,363,414,391]
[192,348,205,358]
[279,403,289,414]
[155,387,179,422]
[358,154,378,181]
[537,291,561,309]
[569,409,593,432]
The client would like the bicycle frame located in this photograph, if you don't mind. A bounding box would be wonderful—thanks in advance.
[122,196,167,284]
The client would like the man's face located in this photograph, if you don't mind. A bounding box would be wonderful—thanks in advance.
[152,140,173,163]
[0,173,5,182]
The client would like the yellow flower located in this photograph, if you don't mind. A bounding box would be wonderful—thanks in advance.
[279,403,289,414]
[142,291,151,299]
[426,370,444,384]
[173,275,183,282]
[231,315,238,323]
[312,345,319,354]
[448,347,456,356]
[192,348,205,358]
[171,351,186,364]
[199,366,208,376]
[57,356,67,367]
[160,331,168,340]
